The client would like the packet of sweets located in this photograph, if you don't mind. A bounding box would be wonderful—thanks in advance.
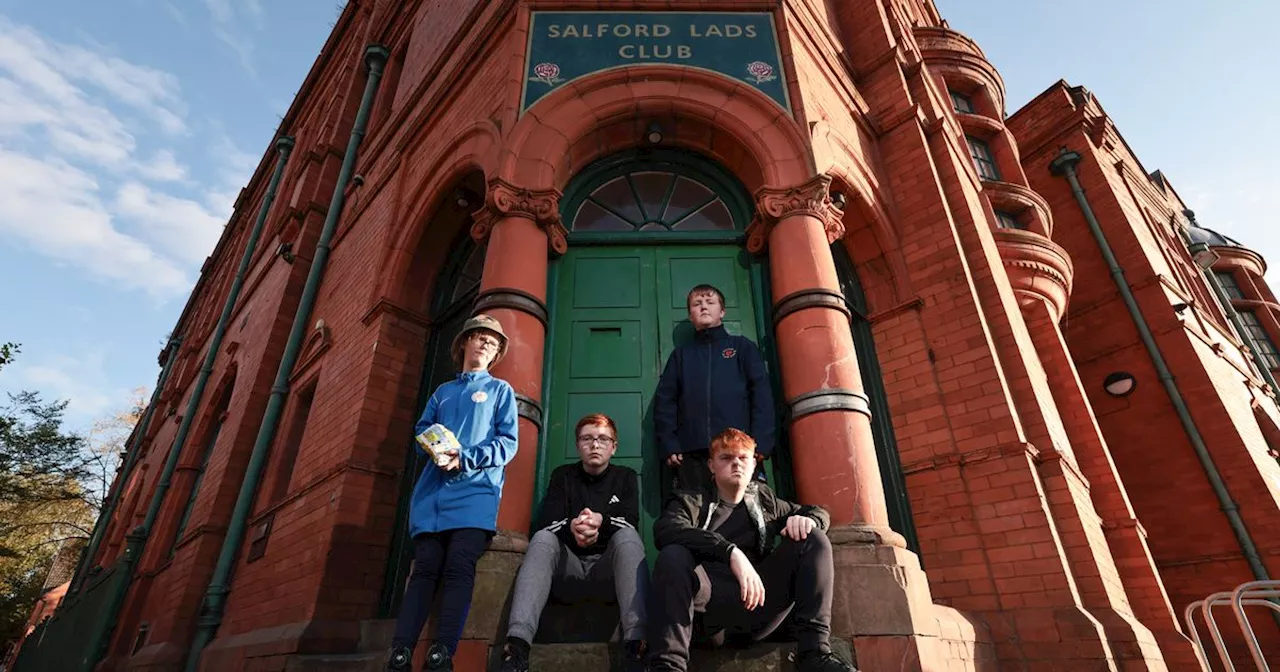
[415,423,461,467]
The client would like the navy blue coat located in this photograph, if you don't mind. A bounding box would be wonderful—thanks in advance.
[653,325,775,458]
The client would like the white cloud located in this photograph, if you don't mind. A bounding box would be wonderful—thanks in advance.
[134,149,187,182]
[3,349,132,430]
[202,0,264,75]
[114,181,224,265]
[0,17,238,299]
[0,149,189,296]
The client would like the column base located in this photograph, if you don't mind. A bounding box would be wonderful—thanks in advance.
[828,525,994,671]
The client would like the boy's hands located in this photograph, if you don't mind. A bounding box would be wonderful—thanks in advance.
[439,449,460,472]
[571,507,602,547]
[729,547,765,610]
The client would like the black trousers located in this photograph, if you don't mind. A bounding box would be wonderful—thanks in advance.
[647,529,834,672]
[391,528,492,654]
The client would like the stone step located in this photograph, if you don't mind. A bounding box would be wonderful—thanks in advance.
[531,640,855,672]
[283,652,383,672]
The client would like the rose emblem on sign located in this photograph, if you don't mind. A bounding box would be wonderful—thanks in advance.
[744,60,776,84]
[529,62,563,87]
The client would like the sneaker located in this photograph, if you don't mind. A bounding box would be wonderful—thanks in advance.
[384,647,412,671]
[425,642,453,671]
[499,642,530,672]
[623,639,646,672]
[794,648,857,672]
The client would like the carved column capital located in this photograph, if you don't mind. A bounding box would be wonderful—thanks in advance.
[470,178,568,256]
[746,174,845,254]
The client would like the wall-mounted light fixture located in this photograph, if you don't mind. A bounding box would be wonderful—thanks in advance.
[831,191,847,210]
[276,242,295,264]
[1187,241,1221,271]
[645,122,664,145]
[1172,302,1190,315]
[1103,371,1137,397]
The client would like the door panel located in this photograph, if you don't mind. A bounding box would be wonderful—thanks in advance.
[544,245,762,558]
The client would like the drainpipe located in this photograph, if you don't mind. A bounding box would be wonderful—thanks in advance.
[183,44,390,672]
[1049,148,1272,586]
[88,135,295,668]
[69,337,182,596]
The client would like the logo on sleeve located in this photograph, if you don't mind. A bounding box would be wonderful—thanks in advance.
[471,390,488,403]
[609,494,620,505]
[722,348,737,359]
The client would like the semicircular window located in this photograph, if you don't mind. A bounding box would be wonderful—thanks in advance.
[572,170,735,232]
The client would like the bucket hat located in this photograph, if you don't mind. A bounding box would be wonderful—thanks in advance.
[451,313,508,367]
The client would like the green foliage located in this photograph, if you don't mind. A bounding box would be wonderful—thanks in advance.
[0,346,96,646]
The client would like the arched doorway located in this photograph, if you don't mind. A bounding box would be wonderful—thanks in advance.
[378,229,487,616]
[830,244,921,557]
[537,149,789,557]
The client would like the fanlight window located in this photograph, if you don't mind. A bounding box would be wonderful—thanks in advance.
[572,170,735,232]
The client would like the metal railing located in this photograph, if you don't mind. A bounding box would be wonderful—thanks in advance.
[1184,579,1280,670]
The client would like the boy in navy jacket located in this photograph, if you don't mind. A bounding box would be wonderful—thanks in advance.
[653,284,775,491]
[386,314,518,672]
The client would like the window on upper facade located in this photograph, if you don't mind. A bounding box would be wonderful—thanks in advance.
[950,90,974,114]
[169,384,232,556]
[1239,310,1280,370]
[1216,271,1245,300]
[966,136,1000,181]
[994,210,1026,230]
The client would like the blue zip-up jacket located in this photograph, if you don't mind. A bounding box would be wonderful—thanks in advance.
[653,325,775,458]
[409,370,518,536]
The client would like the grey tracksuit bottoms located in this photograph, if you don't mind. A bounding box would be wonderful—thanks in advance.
[506,528,649,643]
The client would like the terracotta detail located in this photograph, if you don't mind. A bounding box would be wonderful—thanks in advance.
[471,177,567,256]
[994,228,1074,321]
[747,174,845,253]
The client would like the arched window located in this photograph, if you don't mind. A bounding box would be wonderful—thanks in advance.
[562,150,751,236]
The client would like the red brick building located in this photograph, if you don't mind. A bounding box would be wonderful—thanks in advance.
[13,1,1280,671]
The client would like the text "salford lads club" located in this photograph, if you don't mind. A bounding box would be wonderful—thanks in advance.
[546,23,760,39]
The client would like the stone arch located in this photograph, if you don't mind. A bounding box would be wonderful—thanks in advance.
[375,119,499,309]
[499,66,815,194]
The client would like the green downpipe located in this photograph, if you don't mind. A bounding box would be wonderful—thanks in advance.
[87,134,296,668]
[1049,148,1272,585]
[183,44,390,672]
[69,338,182,595]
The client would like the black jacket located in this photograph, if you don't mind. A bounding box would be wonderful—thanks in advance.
[653,325,775,458]
[534,462,640,556]
[653,481,829,563]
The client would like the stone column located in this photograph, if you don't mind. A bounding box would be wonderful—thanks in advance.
[748,175,945,670]
[470,177,566,537]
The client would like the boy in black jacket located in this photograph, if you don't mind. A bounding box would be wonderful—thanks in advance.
[653,284,775,491]
[647,428,857,672]
[499,414,648,672]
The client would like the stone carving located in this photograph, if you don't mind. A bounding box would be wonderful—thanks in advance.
[746,174,846,254]
[470,178,568,255]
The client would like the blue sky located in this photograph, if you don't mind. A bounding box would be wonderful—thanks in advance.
[1,1,1275,433]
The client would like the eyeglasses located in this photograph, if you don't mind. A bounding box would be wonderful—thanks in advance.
[576,435,616,447]
[470,334,501,350]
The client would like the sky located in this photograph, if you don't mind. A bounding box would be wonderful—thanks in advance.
[1,1,1276,434]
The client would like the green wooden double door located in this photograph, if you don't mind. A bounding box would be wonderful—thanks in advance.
[542,245,772,555]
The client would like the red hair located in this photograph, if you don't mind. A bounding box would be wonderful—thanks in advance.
[709,428,756,458]
[575,413,617,438]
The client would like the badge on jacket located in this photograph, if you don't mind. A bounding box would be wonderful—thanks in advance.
[471,390,488,403]
[722,347,736,359]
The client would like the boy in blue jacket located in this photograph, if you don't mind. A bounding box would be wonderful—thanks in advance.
[653,284,775,492]
[386,314,519,672]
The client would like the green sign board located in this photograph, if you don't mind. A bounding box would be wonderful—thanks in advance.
[521,11,790,115]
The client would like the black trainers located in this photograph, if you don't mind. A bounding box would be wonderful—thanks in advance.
[794,648,857,672]
[499,641,530,672]
[623,639,646,672]
[385,646,412,671]
[425,642,453,671]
